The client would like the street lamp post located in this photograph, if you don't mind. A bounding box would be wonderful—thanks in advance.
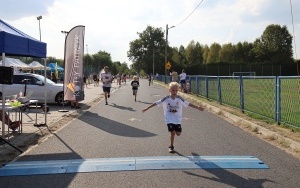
[164,24,175,84]
[58,30,70,112]
[61,31,68,38]
[37,16,42,41]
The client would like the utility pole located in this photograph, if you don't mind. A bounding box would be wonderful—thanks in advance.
[164,24,175,84]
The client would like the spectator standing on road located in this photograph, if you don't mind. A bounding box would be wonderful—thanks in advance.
[148,74,152,86]
[171,70,178,82]
[121,73,127,83]
[51,72,58,83]
[142,82,204,153]
[116,73,121,85]
[101,66,113,105]
[83,75,88,88]
[179,69,187,92]
[131,76,140,102]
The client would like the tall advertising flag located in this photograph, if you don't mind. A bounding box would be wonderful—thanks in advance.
[63,25,85,101]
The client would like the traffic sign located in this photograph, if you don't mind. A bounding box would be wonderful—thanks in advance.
[165,61,171,69]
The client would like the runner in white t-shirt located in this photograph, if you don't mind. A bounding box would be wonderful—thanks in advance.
[179,69,187,92]
[142,82,204,153]
[100,66,113,105]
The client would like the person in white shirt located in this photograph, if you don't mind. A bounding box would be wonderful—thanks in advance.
[179,69,187,92]
[142,82,204,153]
[100,66,113,105]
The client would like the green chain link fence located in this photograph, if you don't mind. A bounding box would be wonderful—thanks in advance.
[159,75,300,129]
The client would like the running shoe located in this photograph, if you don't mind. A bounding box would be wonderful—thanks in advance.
[105,102,108,105]
[168,146,174,153]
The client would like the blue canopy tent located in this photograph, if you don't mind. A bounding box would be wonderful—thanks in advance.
[47,63,64,71]
[0,19,46,57]
[0,19,47,138]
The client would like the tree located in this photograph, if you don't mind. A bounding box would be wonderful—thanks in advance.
[207,43,221,64]
[234,42,255,64]
[170,47,181,71]
[92,50,113,73]
[178,45,187,68]
[128,26,166,74]
[185,40,203,66]
[202,45,210,64]
[219,43,234,63]
[83,54,93,75]
[253,24,293,64]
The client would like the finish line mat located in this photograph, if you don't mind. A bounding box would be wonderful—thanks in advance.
[0,156,268,176]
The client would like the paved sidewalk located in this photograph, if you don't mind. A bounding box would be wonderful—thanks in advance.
[0,81,121,161]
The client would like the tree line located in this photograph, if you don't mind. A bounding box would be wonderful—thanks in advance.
[16,23,298,77]
[127,24,298,76]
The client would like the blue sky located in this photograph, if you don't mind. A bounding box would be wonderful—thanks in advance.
[1,0,299,64]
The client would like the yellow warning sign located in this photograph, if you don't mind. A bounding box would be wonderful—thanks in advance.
[165,61,171,69]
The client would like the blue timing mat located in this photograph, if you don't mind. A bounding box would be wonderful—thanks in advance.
[0,156,268,177]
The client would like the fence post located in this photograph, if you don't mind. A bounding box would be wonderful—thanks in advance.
[275,76,281,125]
[196,76,199,94]
[218,76,222,104]
[205,77,209,98]
[239,76,244,113]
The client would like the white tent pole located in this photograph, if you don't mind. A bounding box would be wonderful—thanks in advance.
[43,58,47,126]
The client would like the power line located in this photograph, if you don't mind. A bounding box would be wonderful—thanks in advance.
[176,0,204,27]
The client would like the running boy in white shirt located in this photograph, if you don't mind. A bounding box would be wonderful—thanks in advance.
[142,82,204,153]
[100,66,113,105]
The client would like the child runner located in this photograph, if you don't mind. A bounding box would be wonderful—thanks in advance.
[142,82,204,153]
[131,76,140,102]
[100,66,113,105]
[148,74,152,86]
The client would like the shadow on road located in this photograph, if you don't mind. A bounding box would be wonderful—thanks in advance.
[80,111,156,138]
[174,152,273,188]
[109,103,135,111]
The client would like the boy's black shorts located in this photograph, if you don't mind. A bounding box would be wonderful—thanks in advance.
[167,123,182,132]
[102,86,111,93]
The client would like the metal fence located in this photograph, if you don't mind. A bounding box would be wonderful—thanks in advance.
[158,75,300,129]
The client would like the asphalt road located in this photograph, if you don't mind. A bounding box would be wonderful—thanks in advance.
[1,79,300,188]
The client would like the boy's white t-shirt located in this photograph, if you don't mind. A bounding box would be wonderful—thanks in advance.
[180,72,187,80]
[156,95,189,124]
[101,72,112,87]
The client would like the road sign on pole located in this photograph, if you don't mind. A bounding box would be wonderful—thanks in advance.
[165,61,171,69]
